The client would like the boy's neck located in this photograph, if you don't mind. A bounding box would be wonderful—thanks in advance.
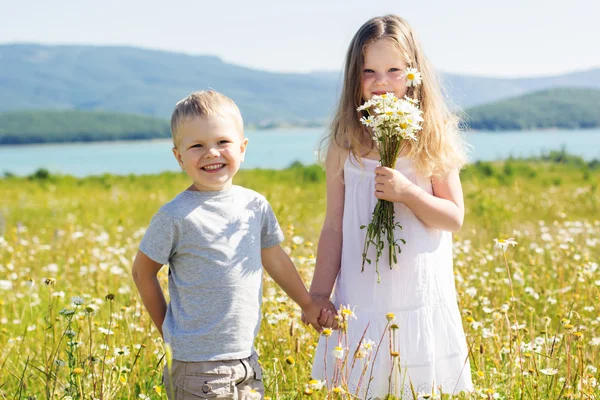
[186,183,234,192]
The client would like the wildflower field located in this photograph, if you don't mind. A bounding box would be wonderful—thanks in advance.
[1,155,599,399]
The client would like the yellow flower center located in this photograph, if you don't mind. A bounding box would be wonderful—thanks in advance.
[407,73,415,80]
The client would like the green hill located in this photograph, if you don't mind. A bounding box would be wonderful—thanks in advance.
[0,44,336,126]
[2,44,600,123]
[465,88,600,130]
[0,110,170,145]
[3,87,600,145]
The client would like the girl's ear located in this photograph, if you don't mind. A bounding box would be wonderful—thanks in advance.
[172,147,185,170]
[239,138,249,162]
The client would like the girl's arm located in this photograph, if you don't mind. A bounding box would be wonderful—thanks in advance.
[374,167,464,232]
[308,147,345,317]
[131,250,168,337]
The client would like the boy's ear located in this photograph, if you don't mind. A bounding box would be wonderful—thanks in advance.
[172,147,185,170]
[240,138,249,162]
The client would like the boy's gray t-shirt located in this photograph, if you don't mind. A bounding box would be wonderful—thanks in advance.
[139,185,284,361]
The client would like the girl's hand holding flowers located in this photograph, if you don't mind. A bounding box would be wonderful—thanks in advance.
[358,67,423,281]
[374,166,414,203]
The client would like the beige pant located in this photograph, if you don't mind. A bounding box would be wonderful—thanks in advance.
[163,352,264,399]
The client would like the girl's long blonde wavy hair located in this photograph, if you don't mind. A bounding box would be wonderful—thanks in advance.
[321,15,468,179]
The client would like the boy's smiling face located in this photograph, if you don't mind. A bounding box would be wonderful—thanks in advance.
[172,115,248,191]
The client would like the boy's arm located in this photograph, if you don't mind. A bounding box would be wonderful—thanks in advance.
[132,250,167,337]
[261,245,323,332]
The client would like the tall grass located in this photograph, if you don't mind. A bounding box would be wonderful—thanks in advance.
[0,158,599,399]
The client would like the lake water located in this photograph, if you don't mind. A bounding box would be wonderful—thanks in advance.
[1,128,599,177]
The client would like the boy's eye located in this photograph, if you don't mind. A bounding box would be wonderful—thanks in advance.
[218,140,231,145]
[190,144,203,149]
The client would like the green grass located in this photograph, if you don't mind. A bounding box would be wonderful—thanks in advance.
[0,159,599,399]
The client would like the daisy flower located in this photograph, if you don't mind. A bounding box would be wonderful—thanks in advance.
[540,368,559,376]
[404,67,422,87]
[360,338,376,352]
[494,238,518,252]
[71,296,85,306]
[307,379,325,390]
[339,304,357,320]
[332,346,344,359]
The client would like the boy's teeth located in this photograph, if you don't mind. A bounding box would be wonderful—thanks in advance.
[203,164,223,170]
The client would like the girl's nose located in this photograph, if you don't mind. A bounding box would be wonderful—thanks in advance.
[374,72,387,85]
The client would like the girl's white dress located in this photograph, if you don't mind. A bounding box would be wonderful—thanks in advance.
[311,155,473,399]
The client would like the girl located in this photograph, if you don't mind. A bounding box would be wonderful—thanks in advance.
[306,15,473,398]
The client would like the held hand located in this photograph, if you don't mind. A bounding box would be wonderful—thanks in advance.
[317,307,339,329]
[314,297,338,329]
[301,300,326,333]
[301,295,337,331]
[374,166,413,203]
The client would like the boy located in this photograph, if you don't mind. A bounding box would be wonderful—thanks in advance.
[132,90,323,399]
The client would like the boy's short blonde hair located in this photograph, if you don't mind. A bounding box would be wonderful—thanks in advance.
[170,90,244,147]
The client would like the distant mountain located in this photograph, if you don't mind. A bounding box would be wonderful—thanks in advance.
[464,88,600,130]
[0,44,338,126]
[442,69,600,109]
[0,110,170,144]
[310,69,600,109]
[1,43,599,125]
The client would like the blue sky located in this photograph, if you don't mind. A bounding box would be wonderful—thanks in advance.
[1,0,598,77]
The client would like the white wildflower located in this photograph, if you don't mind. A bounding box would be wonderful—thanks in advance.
[403,67,422,87]
[540,368,559,376]
[494,238,518,252]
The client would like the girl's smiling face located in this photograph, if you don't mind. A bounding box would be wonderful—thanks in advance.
[361,38,408,101]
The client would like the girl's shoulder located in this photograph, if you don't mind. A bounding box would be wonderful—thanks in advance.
[325,142,349,166]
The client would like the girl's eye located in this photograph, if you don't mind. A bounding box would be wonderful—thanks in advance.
[389,68,400,72]
[363,69,374,73]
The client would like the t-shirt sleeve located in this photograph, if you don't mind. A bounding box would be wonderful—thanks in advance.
[261,200,285,249]
[139,211,178,265]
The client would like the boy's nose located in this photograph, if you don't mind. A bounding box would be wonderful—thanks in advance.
[205,147,220,158]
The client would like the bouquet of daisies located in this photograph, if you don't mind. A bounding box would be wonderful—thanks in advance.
[359,68,423,281]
